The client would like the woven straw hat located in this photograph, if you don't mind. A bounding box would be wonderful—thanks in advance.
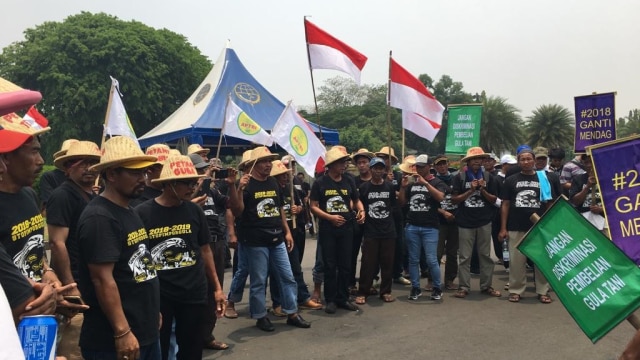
[461,147,489,162]
[169,149,182,156]
[325,146,350,167]
[270,160,290,177]
[245,147,278,168]
[187,144,210,155]
[54,141,101,170]
[145,144,171,164]
[398,161,417,175]
[0,112,50,137]
[238,149,253,171]
[90,136,157,172]
[351,148,375,161]
[151,155,205,184]
[53,139,79,159]
[375,146,398,163]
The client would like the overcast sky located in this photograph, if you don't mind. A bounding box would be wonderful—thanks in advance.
[2,0,639,120]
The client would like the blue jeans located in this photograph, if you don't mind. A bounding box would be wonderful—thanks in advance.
[81,339,161,360]
[245,242,298,319]
[271,228,312,306]
[405,224,441,290]
[227,242,249,303]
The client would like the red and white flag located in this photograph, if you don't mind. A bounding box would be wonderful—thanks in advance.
[304,19,368,84]
[23,106,49,130]
[389,58,444,140]
[402,111,442,142]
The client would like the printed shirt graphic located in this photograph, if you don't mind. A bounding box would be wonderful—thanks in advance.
[240,177,283,229]
[501,172,544,231]
[0,188,45,281]
[359,181,396,238]
[404,178,447,228]
[127,242,157,283]
[452,172,499,228]
[310,174,359,228]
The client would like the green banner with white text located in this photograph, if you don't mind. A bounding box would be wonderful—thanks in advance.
[445,105,482,155]
[518,197,640,343]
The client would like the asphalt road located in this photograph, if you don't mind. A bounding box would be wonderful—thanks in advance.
[203,236,634,360]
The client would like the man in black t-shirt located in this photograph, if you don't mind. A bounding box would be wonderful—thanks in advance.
[433,155,459,290]
[349,148,374,293]
[77,136,161,359]
[39,138,78,213]
[129,144,171,208]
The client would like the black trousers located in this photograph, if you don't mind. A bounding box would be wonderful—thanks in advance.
[160,296,206,360]
[202,239,226,344]
[319,224,353,304]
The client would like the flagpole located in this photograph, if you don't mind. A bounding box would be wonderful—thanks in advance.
[386,51,393,158]
[304,16,324,141]
[216,94,231,162]
[95,78,117,188]
[402,127,405,160]
[289,160,297,229]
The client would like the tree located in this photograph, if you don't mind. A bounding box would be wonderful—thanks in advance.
[480,95,525,154]
[316,76,371,111]
[0,12,211,160]
[618,109,640,138]
[525,104,574,150]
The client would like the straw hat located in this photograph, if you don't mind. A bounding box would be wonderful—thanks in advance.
[375,146,398,163]
[461,147,490,162]
[0,77,42,116]
[270,160,290,177]
[54,141,101,170]
[187,144,210,155]
[245,147,278,168]
[0,112,50,137]
[145,144,171,164]
[398,161,417,175]
[325,146,350,167]
[238,149,253,171]
[169,149,182,156]
[403,155,416,165]
[53,139,79,159]
[89,136,157,172]
[151,155,205,184]
[351,148,375,161]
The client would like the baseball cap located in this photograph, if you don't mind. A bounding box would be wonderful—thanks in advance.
[500,154,517,165]
[188,153,209,169]
[0,126,32,153]
[533,146,549,159]
[432,155,448,165]
[415,154,432,166]
[369,157,386,168]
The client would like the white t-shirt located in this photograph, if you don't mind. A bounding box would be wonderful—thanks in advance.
[0,284,24,360]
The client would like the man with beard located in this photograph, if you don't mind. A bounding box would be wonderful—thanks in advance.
[77,136,161,360]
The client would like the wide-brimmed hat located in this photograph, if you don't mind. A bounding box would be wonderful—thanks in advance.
[245,147,279,168]
[145,144,171,164]
[461,147,490,162]
[0,112,50,138]
[0,77,42,116]
[54,141,101,170]
[270,160,291,177]
[375,146,398,163]
[187,144,210,155]
[151,155,205,184]
[53,139,79,159]
[238,149,253,171]
[325,146,351,167]
[351,148,375,161]
[398,161,417,175]
[90,136,157,172]
[188,153,209,169]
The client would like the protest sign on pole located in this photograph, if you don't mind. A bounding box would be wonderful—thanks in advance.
[518,196,640,343]
[574,92,616,153]
[588,135,640,264]
[445,104,482,155]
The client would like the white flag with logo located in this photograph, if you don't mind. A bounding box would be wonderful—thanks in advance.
[104,77,139,146]
[223,97,273,146]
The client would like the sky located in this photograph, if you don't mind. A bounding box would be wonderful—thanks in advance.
[2,0,639,121]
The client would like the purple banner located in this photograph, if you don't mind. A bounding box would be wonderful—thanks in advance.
[588,136,640,264]
[574,93,616,153]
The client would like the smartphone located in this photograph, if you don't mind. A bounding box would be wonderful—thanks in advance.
[63,295,86,306]
[213,169,229,179]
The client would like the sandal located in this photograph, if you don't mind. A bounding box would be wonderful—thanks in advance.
[380,294,395,303]
[445,283,458,291]
[481,287,502,297]
[538,294,553,304]
[369,287,378,295]
[508,293,521,302]
[454,289,469,298]
[355,296,366,305]
[204,340,229,350]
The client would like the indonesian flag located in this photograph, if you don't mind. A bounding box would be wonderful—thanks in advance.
[223,96,273,146]
[389,58,444,139]
[104,77,139,147]
[304,19,368,84]
[402,111,442,142]
[23,106,49,130]
[271,101,326,177]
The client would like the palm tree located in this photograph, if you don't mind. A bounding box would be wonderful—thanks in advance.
[525,104,574,150]
[480,95,525,155]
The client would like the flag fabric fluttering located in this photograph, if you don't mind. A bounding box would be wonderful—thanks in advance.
[304,19,368,84]
[402,111,442,142]
[223,96,273,146]
[389,58,444,140]
[271,101,326,177]
[104,77,139,146]
[23,106,49,130]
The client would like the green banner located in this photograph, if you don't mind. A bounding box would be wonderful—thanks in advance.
[519,197,640,343]
[445,105,482,155]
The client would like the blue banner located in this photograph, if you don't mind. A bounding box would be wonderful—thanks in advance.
[574,93,616,153]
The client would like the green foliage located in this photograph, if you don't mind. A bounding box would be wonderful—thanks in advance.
[480,95,525,154]
[33,165,56,195]
[617,109,640,138]
[0,12,211,161]
[525,104,575,150]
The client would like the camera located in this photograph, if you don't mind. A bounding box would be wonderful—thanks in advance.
[213,169,229,179]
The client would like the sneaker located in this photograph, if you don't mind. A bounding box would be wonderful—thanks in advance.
[430,287,443,300]
[408,287,422,300]
[394,277,411,285]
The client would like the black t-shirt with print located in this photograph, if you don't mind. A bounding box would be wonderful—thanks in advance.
[403,178,447,228]
[452,171,500,228]
[46,180,96,282]
[569,173,602,213]
[238,177,284,247]
[38,168,67,206]
[359,181,396,239]
[310,174,359,229]
[280,185,306,229]
[198,178,229,240]
[501,172,546,232]
[0,243,33,311]
[135,200,211,304]
[77,196,159,351]
[436,173,458,224]
[0,188,46,282]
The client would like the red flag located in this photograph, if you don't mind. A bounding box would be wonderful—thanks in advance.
[389,58,444,139]
[304,19,368,84]
[23,106,49,129]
